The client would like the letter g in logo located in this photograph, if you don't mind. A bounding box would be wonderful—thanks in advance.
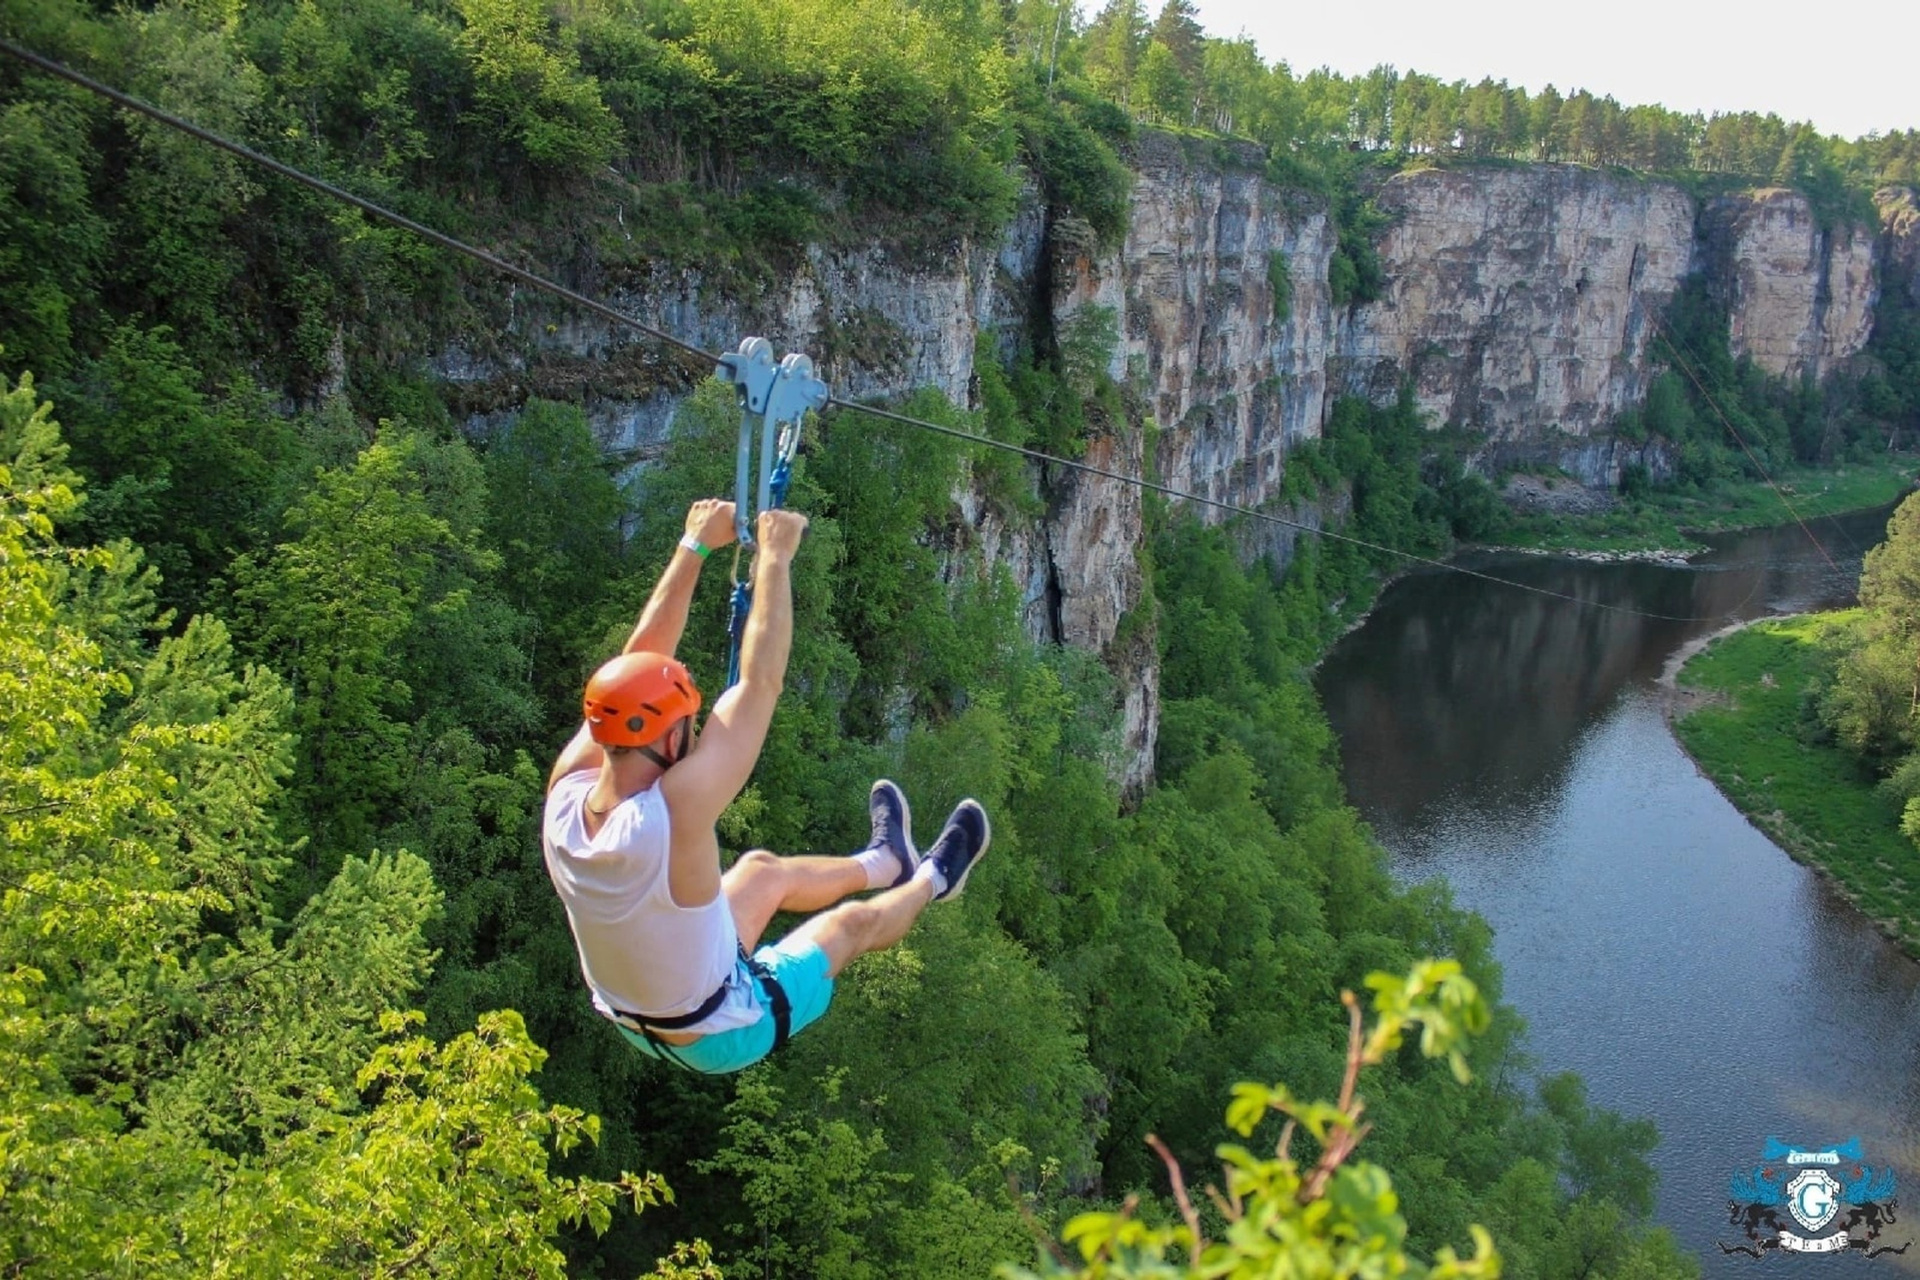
[1786,1169,1842,1233]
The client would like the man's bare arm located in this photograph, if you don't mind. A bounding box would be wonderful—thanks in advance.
[547,721,602,791]
[625,498,737,656]
[659,509,804,831]
[546,500,736,793]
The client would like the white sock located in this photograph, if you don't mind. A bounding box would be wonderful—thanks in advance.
[854,846,897,889]
[912,858,947,897]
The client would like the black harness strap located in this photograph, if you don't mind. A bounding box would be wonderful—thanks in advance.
[745,955,793,1054]
[616,983,728,1074]
[609,977,730,1033]
[611,942,793,1066]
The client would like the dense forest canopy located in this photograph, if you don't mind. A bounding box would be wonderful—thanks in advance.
[1079,0,1919,203]
[2,0,1896,1272]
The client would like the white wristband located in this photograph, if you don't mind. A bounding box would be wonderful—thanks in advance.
[679,533,711,559]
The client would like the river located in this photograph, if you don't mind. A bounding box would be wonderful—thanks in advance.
[1316,505,1920,1275]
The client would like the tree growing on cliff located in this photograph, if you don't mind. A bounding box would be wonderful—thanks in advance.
[452,0,620,169]
[1083,0,1147,105]
[1139,0,1204,123]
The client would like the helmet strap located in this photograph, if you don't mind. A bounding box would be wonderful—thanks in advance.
[637,717,691,773]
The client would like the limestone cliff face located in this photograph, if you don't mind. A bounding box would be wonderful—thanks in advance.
[439,152,1911,789]
[1046,132,1340,786]
[440,201,1044,457]
[1880,187,1920,307]
[1704,188,1878,379]
[1055,134,1338,508]
[1339,168,1695,448]
[1335,170,1886,482]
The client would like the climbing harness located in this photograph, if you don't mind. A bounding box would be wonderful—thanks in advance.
[611,940,794,1072]
[716,338,829,687]
[745,953,794,1054]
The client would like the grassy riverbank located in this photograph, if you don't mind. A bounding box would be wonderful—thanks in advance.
[1672,612,1920,957]
[1499,457,1916,556]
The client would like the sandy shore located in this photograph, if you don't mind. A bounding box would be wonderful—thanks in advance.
[1655,615,1768,720]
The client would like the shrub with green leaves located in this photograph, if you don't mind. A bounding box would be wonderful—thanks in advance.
[1004,961,1500,1280]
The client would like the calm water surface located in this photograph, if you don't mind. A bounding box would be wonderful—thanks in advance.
[1317,507,1920,1275]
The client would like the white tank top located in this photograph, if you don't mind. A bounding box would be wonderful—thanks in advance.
[541,771,762,1035]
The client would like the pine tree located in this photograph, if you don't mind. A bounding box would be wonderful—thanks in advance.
[1083,0,1147,106]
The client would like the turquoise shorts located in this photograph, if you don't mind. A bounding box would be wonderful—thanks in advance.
[614,935,834,1075]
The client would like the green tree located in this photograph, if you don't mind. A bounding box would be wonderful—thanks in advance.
[1003,961,1500,1280]
[230,424,502,873]
[481,397,630,707]
[1197,36,1266,136]
[1529,85,1563,160]
[1134,42,1189,125]
[0,86,105,379]
[453,0,620,168]
[1823,494,1920,769]
[55,322,297,614]
[1147,0,1203,80]
[0,369,668,1275]
[1083,0,1147,105]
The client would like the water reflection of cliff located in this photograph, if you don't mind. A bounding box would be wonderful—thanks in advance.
[1317,505,1891,831]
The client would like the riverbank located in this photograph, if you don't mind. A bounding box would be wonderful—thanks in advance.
[1668,612,1920,959]
[1305,461,1908,675]
[1491,456,1916,559]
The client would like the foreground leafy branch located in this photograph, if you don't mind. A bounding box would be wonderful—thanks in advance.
[1007,960,1499,1279]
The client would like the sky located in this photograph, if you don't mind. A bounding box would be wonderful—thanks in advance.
[1186,0,1917,141]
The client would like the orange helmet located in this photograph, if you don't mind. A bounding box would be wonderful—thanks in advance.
[583,651,701,747]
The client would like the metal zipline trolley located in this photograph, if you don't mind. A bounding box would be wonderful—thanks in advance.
[715,337,829,689]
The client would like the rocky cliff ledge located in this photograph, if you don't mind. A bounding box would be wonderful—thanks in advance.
[1880,187,1920,307]
[1704,188,1878,380]
[1339,167,1695,445]
[441,146,1915,787]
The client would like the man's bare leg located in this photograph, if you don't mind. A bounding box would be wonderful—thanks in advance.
[788,877,937,977]
[783,797,991,976]
[723,851,870,951]
[722,780,917,949]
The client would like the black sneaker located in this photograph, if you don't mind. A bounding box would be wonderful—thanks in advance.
[925,799,990,901]
[867,779,917,888]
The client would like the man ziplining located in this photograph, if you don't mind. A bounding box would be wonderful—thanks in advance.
[542,497,990,1074]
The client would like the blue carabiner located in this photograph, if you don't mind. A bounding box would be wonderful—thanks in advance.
[725,579,752,688]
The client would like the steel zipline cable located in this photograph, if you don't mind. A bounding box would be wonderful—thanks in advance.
[0,38,717,372]
[0,36,1774,627]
